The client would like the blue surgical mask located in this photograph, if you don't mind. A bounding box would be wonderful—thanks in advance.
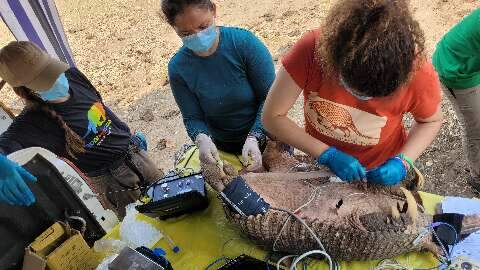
[181,23,218,53]
[38,73,70,101]
[339,76,372,101]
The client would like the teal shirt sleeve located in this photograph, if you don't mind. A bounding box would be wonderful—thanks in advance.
[168,27,275,148]
[240,31,275,138]
[169,65,211,142]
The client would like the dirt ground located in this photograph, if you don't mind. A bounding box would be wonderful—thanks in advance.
[0,0,478,197]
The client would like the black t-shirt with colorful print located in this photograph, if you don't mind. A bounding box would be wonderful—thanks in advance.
[0,68,131,173]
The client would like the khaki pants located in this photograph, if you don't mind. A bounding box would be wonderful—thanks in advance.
[445,85,480,180]
[87,145,163,219]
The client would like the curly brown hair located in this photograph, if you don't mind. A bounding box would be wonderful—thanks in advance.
[317,0,425,97]
[13,86,85,159]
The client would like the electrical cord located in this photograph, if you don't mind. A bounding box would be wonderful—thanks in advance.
[271,182,339,270]
[430,222,458,262]
[274,209,458,270]
[276,255,297,270]
[290,250,334,270]
[271,207,325,251]
[271,207,337,270]
[273,186,322,252]
[374,221,460,270]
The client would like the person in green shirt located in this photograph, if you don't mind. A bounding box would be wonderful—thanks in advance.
[433,8,480,192]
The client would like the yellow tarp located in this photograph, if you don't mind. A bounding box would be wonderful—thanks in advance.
[174,145,245,174]
[101,146,444,269]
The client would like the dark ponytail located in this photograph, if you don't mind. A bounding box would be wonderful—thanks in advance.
[161,0,214,25]
[13,86,85,159]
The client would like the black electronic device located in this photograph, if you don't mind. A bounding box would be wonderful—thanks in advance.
[220,176,270,216]
[109,247,167,270]
[136,172,209,220]
[218,255,276,270]
[135,247,173,270]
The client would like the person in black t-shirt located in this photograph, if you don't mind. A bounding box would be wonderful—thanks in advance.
[0,41,162,218]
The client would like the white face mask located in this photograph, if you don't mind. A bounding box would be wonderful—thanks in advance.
[339,76,373,101]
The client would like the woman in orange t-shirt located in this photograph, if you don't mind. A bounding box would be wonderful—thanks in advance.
[262,0,443,185]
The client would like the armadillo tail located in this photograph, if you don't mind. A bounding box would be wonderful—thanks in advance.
[461,214,480,235]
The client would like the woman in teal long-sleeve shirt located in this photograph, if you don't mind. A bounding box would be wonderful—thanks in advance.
[433,8,480,192]
[162,0,275,171]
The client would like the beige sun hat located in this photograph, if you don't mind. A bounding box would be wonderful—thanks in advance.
[0,41,69,91]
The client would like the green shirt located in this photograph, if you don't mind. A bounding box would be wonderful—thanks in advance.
[433,8,480,89]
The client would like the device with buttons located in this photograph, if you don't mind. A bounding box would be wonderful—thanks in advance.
[136,172,209,220]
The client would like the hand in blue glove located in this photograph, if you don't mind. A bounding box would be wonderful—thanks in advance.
[0,154,37,206]
[134,131,148,151]
[366,156,408,186]
[317,147,366,182]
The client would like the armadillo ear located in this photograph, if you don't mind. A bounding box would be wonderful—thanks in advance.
[412,166,425,190]
[400,187,418,225]
[404,165,425,191]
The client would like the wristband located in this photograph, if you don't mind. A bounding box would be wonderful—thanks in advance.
[398,153,414,171]
[247,131,266,148]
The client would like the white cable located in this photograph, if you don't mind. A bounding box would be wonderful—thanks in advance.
[271,207,325,251]
[272,185,339,270]
[277,255,297,270]
[273,186,322,251]
[289,250,334,270]
[271,207,339,270]
[296,186,322,211]
[273,217,291,252]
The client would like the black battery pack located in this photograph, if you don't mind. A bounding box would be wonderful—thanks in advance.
[136,173,209,220]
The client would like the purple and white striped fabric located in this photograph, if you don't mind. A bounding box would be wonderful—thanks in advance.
[0,0,75,67]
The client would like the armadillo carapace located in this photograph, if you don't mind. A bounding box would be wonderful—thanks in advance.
[202,162,479,261]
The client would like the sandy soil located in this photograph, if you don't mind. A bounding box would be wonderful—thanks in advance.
[0,0,478,197]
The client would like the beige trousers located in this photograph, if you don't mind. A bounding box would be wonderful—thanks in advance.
[446,85,480,180]
[87,146,163,219]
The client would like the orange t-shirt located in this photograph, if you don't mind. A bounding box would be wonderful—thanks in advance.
[281,29,442,169]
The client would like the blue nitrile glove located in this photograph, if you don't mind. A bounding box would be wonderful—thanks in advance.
[366,155,407,186]
[0,154,37,206]
[317,147,366,182]
[134,131,148,151]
